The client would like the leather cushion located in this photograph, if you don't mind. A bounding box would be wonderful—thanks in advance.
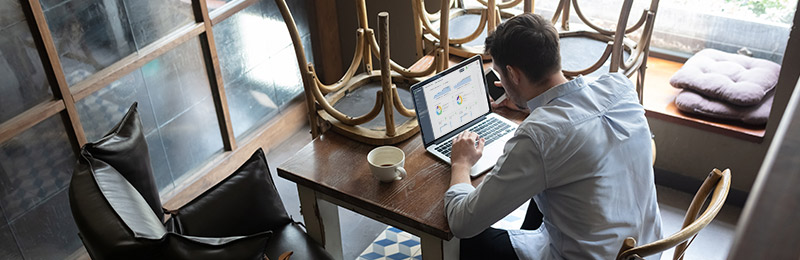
[70,153,165,259]
[71,152,272,259]
[171,148,292,237]
[264,223,333,260]
[162,232,270,260]
[670,48,780,106]
[83,102,163,219]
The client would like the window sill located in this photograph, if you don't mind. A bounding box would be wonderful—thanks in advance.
[643,58,766,143]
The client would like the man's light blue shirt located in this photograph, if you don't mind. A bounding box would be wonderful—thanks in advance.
[445,73,663,259]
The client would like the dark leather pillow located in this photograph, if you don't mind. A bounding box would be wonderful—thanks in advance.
[70,152,166,259]
[170,148,292,237]
[71,152,271,259]
[83,102,163,220]
[163,233,270,260]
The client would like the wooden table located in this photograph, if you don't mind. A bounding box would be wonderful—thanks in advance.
[277,107,526,260]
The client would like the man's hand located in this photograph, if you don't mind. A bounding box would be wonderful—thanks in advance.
[489,81,530,113]
[451,131,485,166]
[449,131,484,186]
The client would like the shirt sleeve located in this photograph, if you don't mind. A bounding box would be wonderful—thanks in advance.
[444,132,548,238]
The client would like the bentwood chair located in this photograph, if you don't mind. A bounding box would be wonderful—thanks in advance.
[414,0,533,60]
[616,168,731,260]
[276,0,430,145]
[553,0,660,104]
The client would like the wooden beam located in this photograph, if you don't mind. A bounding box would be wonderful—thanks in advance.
[728,8,800,259]
[72,23,204,101]
[209,0,260,26]
[193,0,237,151]
[728,79,800,259]
[20,0,86,151]
[311,0,343,83]
[0,100,64,144]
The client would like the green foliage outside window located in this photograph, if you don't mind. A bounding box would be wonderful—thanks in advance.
[724,0,797,23]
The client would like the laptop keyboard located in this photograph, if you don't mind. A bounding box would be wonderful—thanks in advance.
[434,117,515,158]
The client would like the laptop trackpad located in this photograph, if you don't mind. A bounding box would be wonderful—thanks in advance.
[470,143,504,177]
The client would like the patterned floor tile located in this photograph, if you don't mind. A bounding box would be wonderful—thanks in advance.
[359,201,530,259]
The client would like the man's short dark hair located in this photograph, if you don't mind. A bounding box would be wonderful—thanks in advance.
[485,13,561,84]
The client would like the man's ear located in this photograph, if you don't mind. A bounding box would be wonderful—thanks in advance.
[505,65,521,85]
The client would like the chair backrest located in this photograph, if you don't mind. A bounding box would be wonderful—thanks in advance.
[412,0,532,59]
[553,0,660,103]
[616,168,731,260]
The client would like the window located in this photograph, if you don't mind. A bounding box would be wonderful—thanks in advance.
[526,0,797,63]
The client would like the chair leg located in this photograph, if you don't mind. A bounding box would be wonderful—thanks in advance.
[637,55,649,105]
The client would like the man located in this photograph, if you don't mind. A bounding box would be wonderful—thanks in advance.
[444,13,662,259]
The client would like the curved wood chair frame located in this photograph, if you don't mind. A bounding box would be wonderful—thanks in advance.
[413,0,533,60]
[553,0,660,104]
[276,0,450,144]
[616,168,731,260]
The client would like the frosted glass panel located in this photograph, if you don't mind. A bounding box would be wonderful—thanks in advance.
[0,2,53,124]
[41,0,195,85]
[214,0,312,138]
[0,115,74,222]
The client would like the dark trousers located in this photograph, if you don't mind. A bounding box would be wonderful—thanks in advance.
[460,199,544,260]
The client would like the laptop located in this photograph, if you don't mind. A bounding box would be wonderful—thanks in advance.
[410,55,519,177]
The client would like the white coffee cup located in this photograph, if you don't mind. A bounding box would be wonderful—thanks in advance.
[367,146,407,182]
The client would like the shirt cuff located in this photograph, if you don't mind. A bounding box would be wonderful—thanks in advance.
[445,183,475,199]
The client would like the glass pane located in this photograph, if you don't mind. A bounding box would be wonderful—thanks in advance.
[42,0,136,85]
[0,224,22,259]
[11,189,81,259]
[286,0,312,37]
[0,115,75,222]
[270,45,303,107]
[41,0,195,86]
[522,0,795,63]
[76,37,223,192]
[0,3,53,124]
[652,0,795,63]
[0,0,25,28]
[221,64,278,139]
[122,0,194,49]
[215,0,312,138]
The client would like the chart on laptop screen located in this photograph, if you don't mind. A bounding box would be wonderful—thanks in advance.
[423,62,490,138]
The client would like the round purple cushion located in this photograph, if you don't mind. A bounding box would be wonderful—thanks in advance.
[674,89,773,125]
[669,49,780,106]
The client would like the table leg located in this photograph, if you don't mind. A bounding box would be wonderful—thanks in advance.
[297,185,344,260]
[420,233,460,260]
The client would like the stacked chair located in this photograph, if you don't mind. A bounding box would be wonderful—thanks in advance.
[277,0,448,144]
[552,0,660,103]
[413,0,533,60]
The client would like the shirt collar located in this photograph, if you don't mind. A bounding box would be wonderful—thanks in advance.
[526,76,586,110]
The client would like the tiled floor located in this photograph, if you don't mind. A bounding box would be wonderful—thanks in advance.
[266,126,742,260]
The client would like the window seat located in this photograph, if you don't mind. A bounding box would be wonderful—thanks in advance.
[643,57,766,143]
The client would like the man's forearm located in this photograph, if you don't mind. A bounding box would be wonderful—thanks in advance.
[450,162,472,187]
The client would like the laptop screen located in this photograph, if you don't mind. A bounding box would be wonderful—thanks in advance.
[411,56,491,145]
